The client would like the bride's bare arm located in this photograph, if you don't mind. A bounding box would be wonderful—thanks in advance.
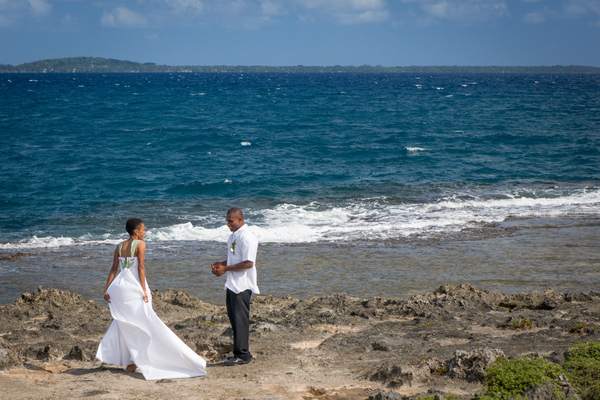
[103,248,120,302]
[136,241,148,302]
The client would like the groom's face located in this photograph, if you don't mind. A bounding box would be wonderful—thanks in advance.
[226,215,243,232]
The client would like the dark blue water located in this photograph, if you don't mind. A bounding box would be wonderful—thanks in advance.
[1,72,599,305]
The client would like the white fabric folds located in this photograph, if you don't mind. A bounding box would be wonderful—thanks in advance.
[96,253,206,380]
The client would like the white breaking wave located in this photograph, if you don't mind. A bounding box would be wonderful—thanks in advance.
[2,188,598,249]
[0,236,120,250]
[147,205,348,243]
[148,222,230,242]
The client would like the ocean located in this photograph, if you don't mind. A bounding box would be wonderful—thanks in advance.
[1,72,599,306]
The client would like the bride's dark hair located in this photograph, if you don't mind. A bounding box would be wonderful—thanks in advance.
[125,218,143,235]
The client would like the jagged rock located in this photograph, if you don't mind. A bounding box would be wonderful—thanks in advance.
[368,390,401,400]
[152,289,210,309]
[65,345,83,361]
[403,284,508,319]
[369,362,431,387]
[16,286,85,308]
[371,341,391,351]
[0,252,28,260]
[0,339,20,370]
[250,322,282,333]
[22,345,60,361]
[1,284,600,399]
[499,289,565,310]
[521,376,581,400]
[445,348,505,382]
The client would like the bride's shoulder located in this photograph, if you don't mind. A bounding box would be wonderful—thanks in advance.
[135,240,146,253]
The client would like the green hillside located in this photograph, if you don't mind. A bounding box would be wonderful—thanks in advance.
[1,57,599,74]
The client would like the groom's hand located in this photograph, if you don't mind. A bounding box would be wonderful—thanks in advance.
[211,262,225,277]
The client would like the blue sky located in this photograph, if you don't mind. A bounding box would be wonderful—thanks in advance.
[1,0,599,66]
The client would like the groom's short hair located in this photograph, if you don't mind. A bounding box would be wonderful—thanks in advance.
[227,208,243,220]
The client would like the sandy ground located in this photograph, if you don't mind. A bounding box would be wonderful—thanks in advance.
[1,285,599,399]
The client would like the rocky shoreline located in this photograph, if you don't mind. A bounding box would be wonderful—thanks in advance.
[1,284,599,399]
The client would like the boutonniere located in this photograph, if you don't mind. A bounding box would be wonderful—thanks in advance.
[230,239,236,254]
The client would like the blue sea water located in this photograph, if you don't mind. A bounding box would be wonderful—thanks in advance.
[1,72,599,305]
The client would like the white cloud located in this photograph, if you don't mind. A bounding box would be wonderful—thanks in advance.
[563,0,600,18]
[520,0,600,25]
[209,0,247,14]
[101,6,147,28]
[297,0,387,9]
[0,0,48,27]
[399,0,509,25]
[61,12,75,25]
[418,0,509,22]
[28,0,51,17]
[75,0,391,30]
[293,0,389,24]
[164,0,204,14]
[261,0,286,16]
[337,9,390,24]
[415,15,436,27]
[153,0,391,27]
[424,1,449,18]
[563,0,600,28]
[523,11,545,24]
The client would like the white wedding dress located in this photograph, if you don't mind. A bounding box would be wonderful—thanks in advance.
[96,240,206,380]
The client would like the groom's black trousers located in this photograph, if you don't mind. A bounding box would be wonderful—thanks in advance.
[226,289,252,360]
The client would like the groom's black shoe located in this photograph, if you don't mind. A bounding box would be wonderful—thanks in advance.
[224,356,251,366]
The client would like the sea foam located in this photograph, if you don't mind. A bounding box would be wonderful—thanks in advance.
[2,188,597,249]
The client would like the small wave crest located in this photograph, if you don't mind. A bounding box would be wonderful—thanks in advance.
[151,187,600,243]
[0,236,119,250]
[2,187,598,248]
[147,222,229,242]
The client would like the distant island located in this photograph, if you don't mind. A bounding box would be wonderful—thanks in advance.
[1,57,599,74]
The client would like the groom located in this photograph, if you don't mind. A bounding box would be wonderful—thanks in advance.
[211,208,259,366]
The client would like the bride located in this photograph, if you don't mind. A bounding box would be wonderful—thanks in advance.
[96,218,206,380]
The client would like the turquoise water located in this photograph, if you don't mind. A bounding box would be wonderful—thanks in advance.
[1,72,599,304]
